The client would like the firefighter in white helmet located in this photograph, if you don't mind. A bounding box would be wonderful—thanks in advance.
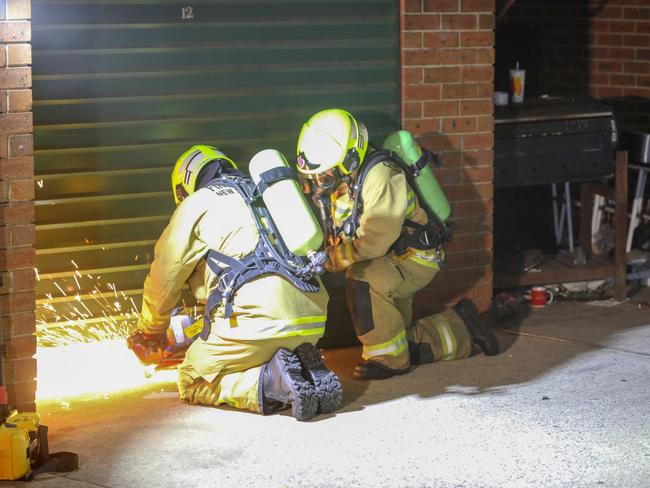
[129,145,342,420]
[296,109,499,380]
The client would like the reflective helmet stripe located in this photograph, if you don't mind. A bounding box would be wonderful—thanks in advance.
[172,145,238,205]
[182,149,203,185]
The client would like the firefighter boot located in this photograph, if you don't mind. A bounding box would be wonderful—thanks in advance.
[353,361,410,380]
[294,343,343,414]
[453,298,499,356]
[260,348,319,421]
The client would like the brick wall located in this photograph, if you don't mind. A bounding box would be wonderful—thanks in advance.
[0,0,35,412]
[504,0,650,128]
[401,0,495,315]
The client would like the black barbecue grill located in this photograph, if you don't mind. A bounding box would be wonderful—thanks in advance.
[494,97,618,188]
[493,97,628,301]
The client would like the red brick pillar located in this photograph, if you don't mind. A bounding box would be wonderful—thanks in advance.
[400,0,495,314]
[0,0,36,412]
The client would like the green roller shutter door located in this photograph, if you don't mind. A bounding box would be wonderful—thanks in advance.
[32,0,399,345]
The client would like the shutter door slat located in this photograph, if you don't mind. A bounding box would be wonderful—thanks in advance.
[33,0,399,338]
[35,86,395,125]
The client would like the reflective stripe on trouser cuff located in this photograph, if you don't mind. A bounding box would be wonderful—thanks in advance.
[216,366,263,413]
[362,329,408,360]
[213,315,326,340]
[179,366,262,414]
[433,318,458,361]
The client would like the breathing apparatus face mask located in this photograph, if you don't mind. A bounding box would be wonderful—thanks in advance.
[299,167,344,197]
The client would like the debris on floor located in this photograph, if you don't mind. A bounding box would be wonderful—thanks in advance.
[491,277,639,322]
[585,298,629,307]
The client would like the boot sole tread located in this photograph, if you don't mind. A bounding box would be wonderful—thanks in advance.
[294,344,343,414]
[274,349,318,421]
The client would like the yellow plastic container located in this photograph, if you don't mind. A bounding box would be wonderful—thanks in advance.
[0,414,35,480]
[5,411,40,432]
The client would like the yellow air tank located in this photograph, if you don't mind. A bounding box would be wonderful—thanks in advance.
[383,130,451,223]
[249,149,324,256]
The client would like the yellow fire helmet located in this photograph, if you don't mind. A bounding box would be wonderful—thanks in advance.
[296,109,368,193]
[171,145,238,205]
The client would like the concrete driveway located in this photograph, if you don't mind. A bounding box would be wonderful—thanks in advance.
[3,298,649,488]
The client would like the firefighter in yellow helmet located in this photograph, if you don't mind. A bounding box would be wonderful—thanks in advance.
[296,109,499,380]
[128,145,341,420]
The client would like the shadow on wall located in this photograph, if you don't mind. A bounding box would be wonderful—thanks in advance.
[607,96,650,132]
[413,133,492,315]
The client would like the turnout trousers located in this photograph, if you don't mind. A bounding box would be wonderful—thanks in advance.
[176,277,327,414]
[177,332,318,414]
[345,255,473,370]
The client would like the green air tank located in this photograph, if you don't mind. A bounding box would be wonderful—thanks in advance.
[382,130,451,223]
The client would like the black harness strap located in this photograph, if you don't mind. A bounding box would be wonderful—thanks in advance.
[340,149,451,255]
[256,166,297,195]
[406,148,437,175]
[199,174,323,340]
[341,150,392,239]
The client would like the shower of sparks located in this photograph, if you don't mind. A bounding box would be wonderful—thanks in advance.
[37,260,144,349]
[54,282,67,296]
[34,257,191,398]
[107,283,118,299]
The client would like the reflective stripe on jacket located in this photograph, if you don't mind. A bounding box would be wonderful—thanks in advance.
[137,186,329,337]
[212,314,326,341]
